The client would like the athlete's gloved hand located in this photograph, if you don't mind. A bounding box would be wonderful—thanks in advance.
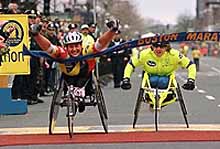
[182,78,195,90]
[121,77,131,90]
[30,23,42,36]
[105,19,120,32]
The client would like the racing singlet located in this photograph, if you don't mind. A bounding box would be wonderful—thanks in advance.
[52,43,97,77]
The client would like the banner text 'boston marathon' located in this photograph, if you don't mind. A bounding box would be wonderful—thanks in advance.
[24,32,220,63]
[137,32,219,46]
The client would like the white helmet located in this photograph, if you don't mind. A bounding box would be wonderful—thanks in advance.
[63,32,82,45]
[141,32,156,38]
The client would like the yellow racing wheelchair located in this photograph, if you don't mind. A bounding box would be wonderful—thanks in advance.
[133,71,189,131]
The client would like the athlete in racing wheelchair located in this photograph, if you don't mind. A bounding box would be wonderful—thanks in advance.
[30,19,120,136]
[121,35,197,131]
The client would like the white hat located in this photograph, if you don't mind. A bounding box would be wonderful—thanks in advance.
[80,24,89,30]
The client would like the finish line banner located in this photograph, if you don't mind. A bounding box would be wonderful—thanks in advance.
[0,14,29,75]
[23,32,219,63]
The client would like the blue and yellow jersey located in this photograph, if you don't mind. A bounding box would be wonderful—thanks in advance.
[124,48,196,80]
[54,43,96,76]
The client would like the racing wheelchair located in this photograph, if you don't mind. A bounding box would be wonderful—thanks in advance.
[48,70,108,138]
[132,72,189,131]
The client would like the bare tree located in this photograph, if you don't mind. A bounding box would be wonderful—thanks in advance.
[175,11,194,32]
[98,0,148,38]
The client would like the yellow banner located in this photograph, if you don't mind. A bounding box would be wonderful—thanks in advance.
[0,14,30,75]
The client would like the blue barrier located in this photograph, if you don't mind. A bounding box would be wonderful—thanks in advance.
[0,88,27,115]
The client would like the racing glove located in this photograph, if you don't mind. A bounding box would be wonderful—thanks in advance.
[121,78,132,90]
[30,23,42,36]
[105,19,120,32]
[182,78,195,90]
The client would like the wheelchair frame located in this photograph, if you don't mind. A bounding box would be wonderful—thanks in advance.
[48,70,108,138]
[133,71,189,131]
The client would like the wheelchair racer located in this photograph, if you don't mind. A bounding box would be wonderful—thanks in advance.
[121,33,196,105]
[30,19,120,112]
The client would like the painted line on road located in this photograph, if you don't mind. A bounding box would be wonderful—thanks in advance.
[197,89,206,94]
[1,124,220,135]
[205,95,215,100]
[211,67,220,73]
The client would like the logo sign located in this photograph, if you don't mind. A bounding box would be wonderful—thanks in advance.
[0,15,30,75]
[1,20,24,47]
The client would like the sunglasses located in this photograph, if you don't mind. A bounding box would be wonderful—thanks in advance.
[152,43,167,48]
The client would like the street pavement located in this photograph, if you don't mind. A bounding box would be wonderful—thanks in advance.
[1,56,220,148]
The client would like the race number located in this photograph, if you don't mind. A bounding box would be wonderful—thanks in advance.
[73,87,85,97]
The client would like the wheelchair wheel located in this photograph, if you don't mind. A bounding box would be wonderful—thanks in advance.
[176,83,189,128]
[133,88,144,128]
[66,95,76,138]
[95,84,108,133]
[49,77,64,135]
[154,88,159,131]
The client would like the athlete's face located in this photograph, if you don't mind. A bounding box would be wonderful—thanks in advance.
[67,42,82,57]
[152,45,166,57]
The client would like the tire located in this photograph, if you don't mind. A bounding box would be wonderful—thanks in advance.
[154,88,159,131]
[49,77,63,135]
[96,84,108,133]
[67,95,76,138]
[133,88,144,128]
[176,83,189,128]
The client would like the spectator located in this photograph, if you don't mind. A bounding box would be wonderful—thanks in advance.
[179,42,189,57]
[108,31,130,88]
[88,23,97,40]
[7,2,19,14]
[80,24,95,49]
[12,9,44,105]
[68,23,78,33]
[192,45,201,71]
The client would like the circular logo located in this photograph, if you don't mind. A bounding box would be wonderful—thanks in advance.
[1,20,24,47]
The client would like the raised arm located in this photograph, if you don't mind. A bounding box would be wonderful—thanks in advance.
[30,24,59,57]
[95,19,120,51]
[33,33,52,51]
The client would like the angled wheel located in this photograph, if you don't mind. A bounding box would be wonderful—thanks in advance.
[176,82,189,128]
[133,88,144,128]
[66,94,76,138]
[92,70,108,133]
[49,76,64,135]
[96,83,108,133]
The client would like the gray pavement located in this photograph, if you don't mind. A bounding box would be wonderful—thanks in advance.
[1,142,220,149]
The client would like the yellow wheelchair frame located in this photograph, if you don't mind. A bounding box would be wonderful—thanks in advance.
[133,71,189,131]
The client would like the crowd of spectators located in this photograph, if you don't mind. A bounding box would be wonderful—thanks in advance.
[0,1,131,105]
